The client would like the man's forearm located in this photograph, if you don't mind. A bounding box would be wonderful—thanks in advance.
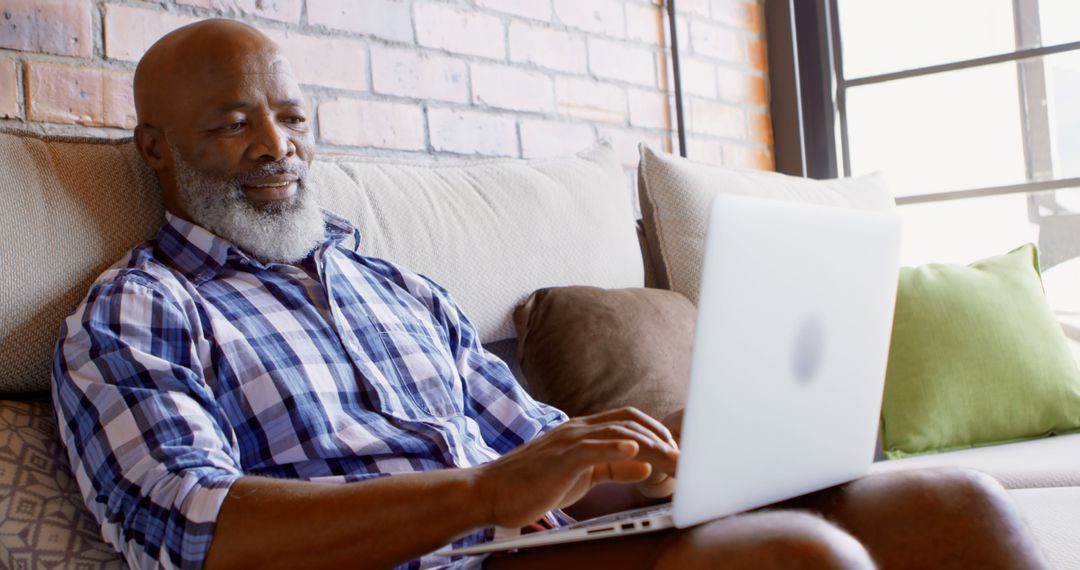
[204,469,487,570]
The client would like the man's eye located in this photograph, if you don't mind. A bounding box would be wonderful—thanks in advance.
[222,122,245,132]
[283,116,307,125]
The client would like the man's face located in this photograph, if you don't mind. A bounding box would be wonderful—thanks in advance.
[161,50,326,264]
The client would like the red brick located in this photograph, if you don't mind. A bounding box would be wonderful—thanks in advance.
[307,0,412,43]
[104,5,198,62]
[263,30,368,91]
[553,0,625,37]
[748,38,768,71]
[427,107,517,157]
[26,62,135,129]
[415,3,505,60]
[0,0,91,58]
[472,63,554,113]
[0,60,19,119]
[318,98,425,151]
[177,0,302,24]
[750,111,773,145]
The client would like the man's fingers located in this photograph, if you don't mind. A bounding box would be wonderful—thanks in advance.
[591,460,653,485]
[579,407,678,449]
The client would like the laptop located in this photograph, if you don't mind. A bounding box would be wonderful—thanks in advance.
[441,193,902,556]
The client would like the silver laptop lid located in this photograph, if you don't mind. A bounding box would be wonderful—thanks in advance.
[672,194,901,528]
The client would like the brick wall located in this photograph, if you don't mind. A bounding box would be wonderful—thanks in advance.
[0,0,773,180]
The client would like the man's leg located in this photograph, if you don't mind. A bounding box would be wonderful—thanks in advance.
[485,468,1047,569]
[485,510,874,570]
[781,467,1049,570]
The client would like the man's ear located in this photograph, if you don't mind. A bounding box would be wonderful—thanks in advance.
[134,124,168,171]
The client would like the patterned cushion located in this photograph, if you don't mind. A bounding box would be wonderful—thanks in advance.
[0,400,122,568]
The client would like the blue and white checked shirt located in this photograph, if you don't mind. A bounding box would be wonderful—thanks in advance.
[52,211,568,569]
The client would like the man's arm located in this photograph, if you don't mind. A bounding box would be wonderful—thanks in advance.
[206,407,680,570]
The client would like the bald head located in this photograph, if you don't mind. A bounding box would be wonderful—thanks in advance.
[134,19,287,128]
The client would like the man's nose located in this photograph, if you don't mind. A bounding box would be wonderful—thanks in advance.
[249,120,294,162]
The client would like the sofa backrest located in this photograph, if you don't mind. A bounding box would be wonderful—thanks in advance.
[0,130,644,395]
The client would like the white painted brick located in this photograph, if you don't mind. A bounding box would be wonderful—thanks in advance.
[625,3,662,45]
[686,136,724,164]
[519,118,595,158]
[588,38,655,87]
[553,0,625,37]
[680,0,712,18]
[554,77,626,124]
[263,29,368,91]
[318,98,425,151]
[508,21,587,74]
[415,3,505,60]
[476,0,551,21]
[428,107,518,156]
[598,127,666,167]
[472,63,555,113]
[691,20,743,61]
[688,97,746,138]
[627,88,669,129]
[371,44,468,103]
[306,0,412,43]
[681,57,717,98]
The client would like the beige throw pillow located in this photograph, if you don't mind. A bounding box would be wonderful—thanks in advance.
[637,145,895,303]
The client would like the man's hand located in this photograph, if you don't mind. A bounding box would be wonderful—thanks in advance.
[472,407,680,529]
[634,408,685,499]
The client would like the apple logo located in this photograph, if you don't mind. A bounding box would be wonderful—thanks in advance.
[792,315,825,384]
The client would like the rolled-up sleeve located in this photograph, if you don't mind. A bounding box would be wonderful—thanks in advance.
[52,276,243,569]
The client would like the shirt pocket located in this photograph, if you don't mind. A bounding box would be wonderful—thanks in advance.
[375,330,464,420]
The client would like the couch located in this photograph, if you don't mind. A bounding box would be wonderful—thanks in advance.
[1,128,1078,568]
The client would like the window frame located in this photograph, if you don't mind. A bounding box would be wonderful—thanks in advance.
[766,0,1080,205]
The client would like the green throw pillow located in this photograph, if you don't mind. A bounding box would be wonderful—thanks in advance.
[881,243,1080,458]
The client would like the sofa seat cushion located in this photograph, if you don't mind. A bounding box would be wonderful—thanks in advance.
[869,433,1080,489]
[1008,487,1080,569]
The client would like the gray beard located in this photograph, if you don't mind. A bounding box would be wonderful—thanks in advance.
[170,148,325,265]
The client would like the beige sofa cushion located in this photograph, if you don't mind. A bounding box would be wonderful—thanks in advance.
[0,130,642,394]
[1009,487,1080,570]
[637,145,895,303]
[869,433,1080,489]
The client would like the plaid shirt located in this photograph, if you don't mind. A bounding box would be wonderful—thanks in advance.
[52,211,568,570]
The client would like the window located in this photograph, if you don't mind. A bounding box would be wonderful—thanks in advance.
[767,0,1080,357]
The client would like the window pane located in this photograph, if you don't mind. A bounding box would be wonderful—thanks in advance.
[846,62,1025,197]
[1047,51,1080,179]
[898,187,1080,363]
[837,0,1014,78]
[1039,0,1080,46]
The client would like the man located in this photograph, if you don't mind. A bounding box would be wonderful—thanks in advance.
[52,19,1047,570]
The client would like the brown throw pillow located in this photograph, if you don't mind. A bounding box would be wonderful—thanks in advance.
[514,287,695,421]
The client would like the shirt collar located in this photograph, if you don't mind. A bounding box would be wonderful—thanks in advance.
[155,209,362,284]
